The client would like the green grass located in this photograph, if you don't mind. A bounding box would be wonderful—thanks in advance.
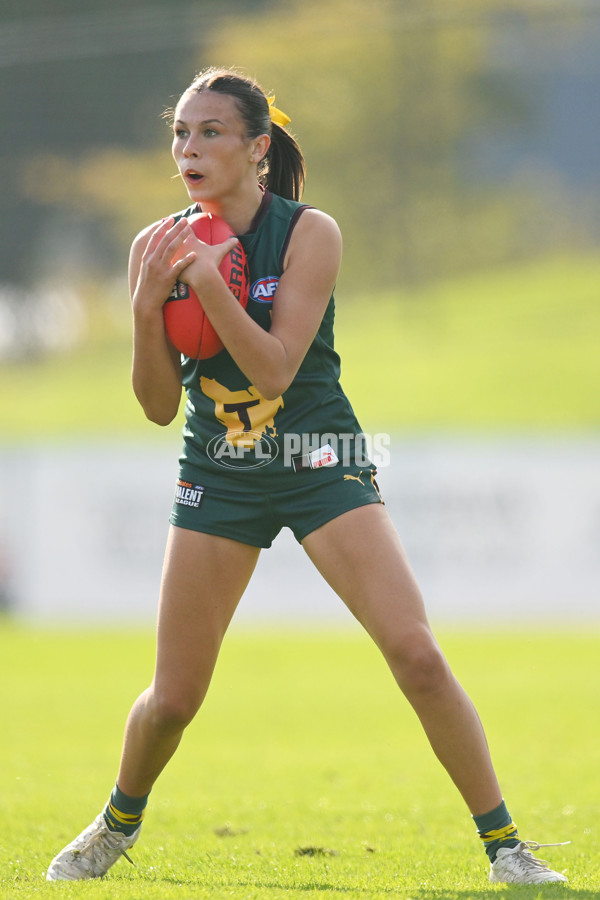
[1,254,599,440]
[1,622,598,898]
[337,255,600,431]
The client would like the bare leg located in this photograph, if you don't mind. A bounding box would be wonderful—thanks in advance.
[302,504,502,816]
[116,526,260,797]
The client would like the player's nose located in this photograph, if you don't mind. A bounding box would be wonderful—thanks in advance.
[183,135,200,158]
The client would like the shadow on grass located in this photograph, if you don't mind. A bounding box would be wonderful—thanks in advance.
[148,871,593,898]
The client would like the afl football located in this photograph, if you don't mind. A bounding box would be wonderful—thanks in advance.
[164,212,249,359]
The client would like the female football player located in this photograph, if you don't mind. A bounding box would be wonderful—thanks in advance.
[46,67,568,886]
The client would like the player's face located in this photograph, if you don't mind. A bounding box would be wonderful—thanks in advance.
[172,91,256,205]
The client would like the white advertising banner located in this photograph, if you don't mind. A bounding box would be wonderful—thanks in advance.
[0,436,598,624]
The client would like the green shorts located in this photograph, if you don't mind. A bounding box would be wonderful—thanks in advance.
[169,466,384,548]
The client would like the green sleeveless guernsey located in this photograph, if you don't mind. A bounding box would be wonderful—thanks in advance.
[173,190,369,492]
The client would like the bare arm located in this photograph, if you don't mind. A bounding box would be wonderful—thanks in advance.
[129,217,197,425]
[178,208,342,400]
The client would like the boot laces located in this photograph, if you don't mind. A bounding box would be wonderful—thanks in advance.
[72,821,136,867]
[518,840,570,871]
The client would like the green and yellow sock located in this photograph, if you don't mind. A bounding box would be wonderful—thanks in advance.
[103,784,149,836]
[473,800,520,862]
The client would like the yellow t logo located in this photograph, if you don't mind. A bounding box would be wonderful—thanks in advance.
[200,377,284,448]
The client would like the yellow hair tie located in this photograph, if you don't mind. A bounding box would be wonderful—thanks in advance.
[267,95,291,128]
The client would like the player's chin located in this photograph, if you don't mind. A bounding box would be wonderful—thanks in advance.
[183,176,208,199]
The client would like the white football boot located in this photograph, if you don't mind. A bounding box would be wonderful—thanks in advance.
[46,813,141,881]
[490,840,569,884]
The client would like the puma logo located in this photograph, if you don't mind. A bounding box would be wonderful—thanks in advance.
[344,471,365,486]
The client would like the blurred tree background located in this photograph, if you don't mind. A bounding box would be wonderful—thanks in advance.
[0,0,599,426]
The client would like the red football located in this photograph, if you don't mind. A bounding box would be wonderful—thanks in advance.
[163,212,249,359]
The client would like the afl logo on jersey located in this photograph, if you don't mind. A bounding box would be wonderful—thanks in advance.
[250,276,279,304]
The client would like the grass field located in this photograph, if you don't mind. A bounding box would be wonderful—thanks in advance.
[0,254,599,439]
[1,623,598,898]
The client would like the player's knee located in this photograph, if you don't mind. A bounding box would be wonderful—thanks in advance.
[384,628,450,696]
[149,686,202,732]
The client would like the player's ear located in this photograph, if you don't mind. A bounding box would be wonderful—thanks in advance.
[249,134,270,165]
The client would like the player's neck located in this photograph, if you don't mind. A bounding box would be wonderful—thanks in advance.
[200,185,265,237]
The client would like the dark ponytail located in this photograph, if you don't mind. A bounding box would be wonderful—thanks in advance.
[181,67,306,201]
[265,122,305,201]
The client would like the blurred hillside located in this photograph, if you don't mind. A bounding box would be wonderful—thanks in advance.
[1,0,599,363]
[1,254,598,437]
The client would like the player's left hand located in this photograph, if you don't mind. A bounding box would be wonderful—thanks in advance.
[173,220,240,285]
